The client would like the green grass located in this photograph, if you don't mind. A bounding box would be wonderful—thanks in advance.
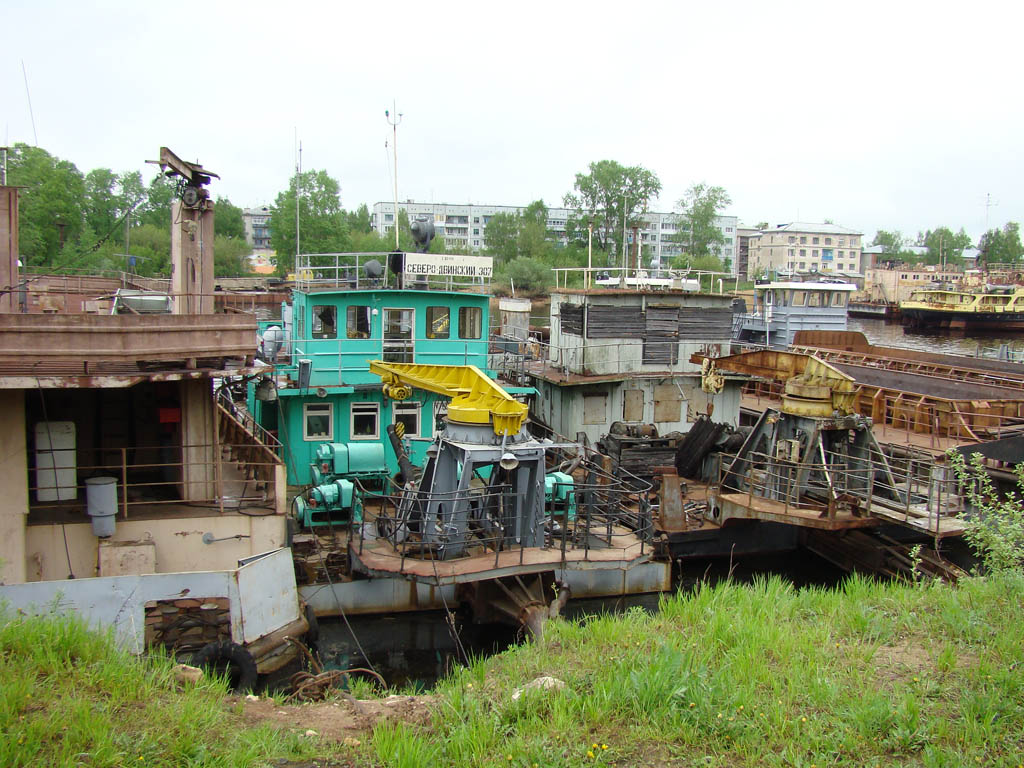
[377,572,1024,767]
[0,609,324,768]
[5,572,1024,767]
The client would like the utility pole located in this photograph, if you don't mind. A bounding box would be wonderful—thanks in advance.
[621,196,629,277]
[294,137,302,277]
[386,104,402,250]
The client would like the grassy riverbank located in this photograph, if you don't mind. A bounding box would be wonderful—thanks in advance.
[375,572,1024,768]
[3,572,1023,767]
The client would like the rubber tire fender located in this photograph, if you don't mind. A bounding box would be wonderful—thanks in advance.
[191,640,258,692]
[303,603,320,645]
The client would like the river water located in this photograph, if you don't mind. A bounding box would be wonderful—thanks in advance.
[848,316,1024,360]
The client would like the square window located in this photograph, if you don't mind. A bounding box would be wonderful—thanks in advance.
[393,401,421,438]
[426,306,450,339]
[812,237,820,245]
[800,236,807,244]
[459,306,482,339]
[347,305,371,339]
[800,249,806,257]
[798,262,806,270]
[312,306,337,339]
[351,402,380,440]
[304,402,333,441]
[825,237,832,245]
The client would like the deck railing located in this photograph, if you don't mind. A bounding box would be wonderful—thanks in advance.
[742,380,1024,443]
[292,253,492,293]
[716,443,962,530]
[30,401,284,518]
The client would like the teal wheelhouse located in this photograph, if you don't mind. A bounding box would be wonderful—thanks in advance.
[250,253,493,485]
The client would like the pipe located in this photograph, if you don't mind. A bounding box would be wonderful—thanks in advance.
[386,423,417,487]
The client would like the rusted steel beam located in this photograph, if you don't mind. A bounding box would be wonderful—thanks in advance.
[0,313,256,363]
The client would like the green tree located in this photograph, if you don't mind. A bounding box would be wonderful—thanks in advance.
[872,229,906,254]
[922,226,972,265]
[137,174,178,229]
[518,199,552,261]
[123,224,171,276]
[6,144,86,266]
[83,168,120,244]
[269,170,350,275]
[484,201,554,267]
[563,160,661,266]
[484,212,520,264]
[345,203,373,234]
[503,258,551,294]
[214,234,253,276]
[214,197,246,240]
[978,223,1022,266]
[673,183,731,261]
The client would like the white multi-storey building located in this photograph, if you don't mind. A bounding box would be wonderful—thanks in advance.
[371,202,739,275]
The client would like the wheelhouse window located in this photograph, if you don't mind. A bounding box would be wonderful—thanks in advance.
[351,402,380,439]
[426,306,450,339]
[807,292,822,307]
[303,403,333,441]
[793,291,807,306]
[347,306,371,339]
[311,305,337,339]
[832,292,847,307]
[458,306,482,339]
[393,401,422,438]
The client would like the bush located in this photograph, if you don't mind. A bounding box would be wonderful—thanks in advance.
[949,450,1024,572]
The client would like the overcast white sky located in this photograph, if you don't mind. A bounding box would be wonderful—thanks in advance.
[4,0,1021,243]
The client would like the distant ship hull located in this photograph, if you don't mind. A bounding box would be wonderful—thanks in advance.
[901,308,1024,332]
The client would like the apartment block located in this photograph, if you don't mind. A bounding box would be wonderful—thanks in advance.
[747,222,863,279]
[242,205,272,251]
[371,202,739,275]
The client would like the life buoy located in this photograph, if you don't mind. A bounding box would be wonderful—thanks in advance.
[191,640,258,692]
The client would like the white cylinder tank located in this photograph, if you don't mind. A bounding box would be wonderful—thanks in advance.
[35,421,77,502]
[85,477,118,538]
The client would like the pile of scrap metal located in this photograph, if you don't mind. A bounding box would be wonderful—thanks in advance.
[598,422,685,484]
[673,415,747,481]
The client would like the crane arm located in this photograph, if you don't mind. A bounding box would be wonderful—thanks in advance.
[368,360,528,436]
[691,349,858,415]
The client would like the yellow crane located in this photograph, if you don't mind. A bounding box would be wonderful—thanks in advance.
[368,360,528,436]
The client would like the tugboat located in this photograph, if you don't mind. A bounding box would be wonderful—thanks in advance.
[900,284,1024,332]
[250,223,668,636]
[734,278,856,347]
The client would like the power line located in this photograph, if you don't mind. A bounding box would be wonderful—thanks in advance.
[21,60,38,146]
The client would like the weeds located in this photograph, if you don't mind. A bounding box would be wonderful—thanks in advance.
[0,609,322,768]
[5,570,1024,766]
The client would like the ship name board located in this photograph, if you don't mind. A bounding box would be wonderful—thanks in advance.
[404,254,493,278]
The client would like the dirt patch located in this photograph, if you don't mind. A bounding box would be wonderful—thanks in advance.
[874,643,932,673]
[233,693,438,743]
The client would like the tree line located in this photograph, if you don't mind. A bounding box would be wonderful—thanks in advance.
[5,144,253,277]
[872,224,1023,267]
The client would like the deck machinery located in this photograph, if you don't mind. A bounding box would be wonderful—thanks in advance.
[292,360,655,636]
[695,350,966,577]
